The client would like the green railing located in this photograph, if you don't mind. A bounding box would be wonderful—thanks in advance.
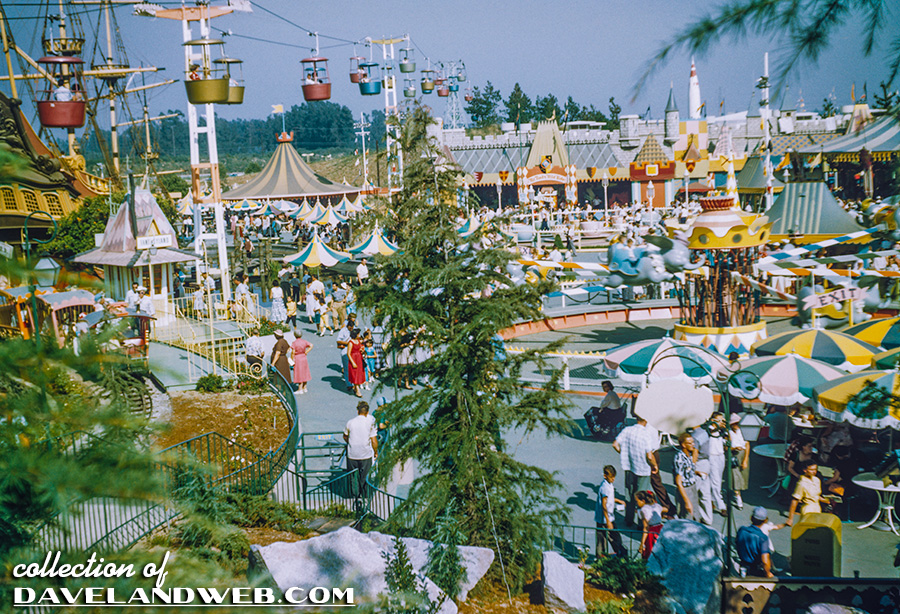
[31,365,300,554]
[550,523,645,561]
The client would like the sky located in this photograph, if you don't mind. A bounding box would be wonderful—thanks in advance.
[4,0,897,133]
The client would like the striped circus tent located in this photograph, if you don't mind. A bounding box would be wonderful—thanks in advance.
[750,329,879,371]
[222,133,359,201]
[349,226,401,256]
[230,199,262,212]
[283,233,351,268]
[311,205,348,227]
[736,354,846,406]
[799,114,900,162]
[603,338,728,385]
[334,195,353,214]
[813,370,900,429]
[845,316,900,350]
[176,192,194,215]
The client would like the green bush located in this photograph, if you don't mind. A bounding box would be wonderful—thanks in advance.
[218,526,251,559]
[195,374,225,393]
[587,597,633,613]
[257,318,279,337]
[585,556,660,596]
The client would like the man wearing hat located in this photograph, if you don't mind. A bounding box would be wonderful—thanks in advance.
[736,507,775,577]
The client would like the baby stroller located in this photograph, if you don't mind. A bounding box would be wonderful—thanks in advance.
[584,406,626,442]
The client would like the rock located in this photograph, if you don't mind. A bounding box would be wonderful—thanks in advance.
[367,531,494,601]
[807,606,869,614]
[256,527,456,613]
[541,551,585,612]
[647,520,723,614]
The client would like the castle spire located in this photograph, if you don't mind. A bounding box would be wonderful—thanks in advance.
[689,58,702,119]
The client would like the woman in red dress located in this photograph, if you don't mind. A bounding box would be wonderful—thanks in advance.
[347,328,366,397]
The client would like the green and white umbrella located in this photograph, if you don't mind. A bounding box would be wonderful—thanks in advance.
[349,225,401,256]
[283,232,351,268]
[735,354,846,406]
[603,338,728,385]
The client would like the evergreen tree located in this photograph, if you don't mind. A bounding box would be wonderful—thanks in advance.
[503,83,535,125]
[534,93,562,121]
[607,97,622,130]
[563,96,581,122]
[425,506,466,601]
[357,103,571,591]
[464,81,503,128]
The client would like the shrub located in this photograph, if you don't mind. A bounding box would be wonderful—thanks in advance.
[426,508,466,601]
[195,374,225,393]
[585,556,662,596]
[587,597,633,613]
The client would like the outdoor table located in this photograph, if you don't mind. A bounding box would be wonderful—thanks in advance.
[851,472,900,535]
[791,416,829,434]
[753,443,787,497]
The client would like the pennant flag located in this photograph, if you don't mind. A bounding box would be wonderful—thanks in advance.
[473,172,483,182]
[271,104,284,114]
[498,170,509,182]
[587,167,596,179]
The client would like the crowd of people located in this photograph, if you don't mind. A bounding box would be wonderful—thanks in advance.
[593,384,880,576]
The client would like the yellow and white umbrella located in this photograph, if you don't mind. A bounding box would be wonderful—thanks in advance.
[311,205,349,227]
[349,225,401,256]
[750,329,879,372]
[230,199,262,212]
[812,370,900,429]
[283,233,351,268]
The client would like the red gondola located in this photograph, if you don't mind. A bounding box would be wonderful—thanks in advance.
[36,56,86,128]
[349,56,366,83]
[301,57,331,101]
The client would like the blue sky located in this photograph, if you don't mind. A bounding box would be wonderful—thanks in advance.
[6,0,896,129]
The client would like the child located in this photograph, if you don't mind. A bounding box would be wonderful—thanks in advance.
[635,490,666,560]
[285,296,297,328]
[320,292,334,336]
[364,339,377,390]
[595,465,627,557]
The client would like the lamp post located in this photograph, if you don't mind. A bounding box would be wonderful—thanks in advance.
[645,348,761,577]
[684,168,690,205]
[22,211,59,347]
[496,177,503,211]
[646,181,655,229]
[602,170,610,226]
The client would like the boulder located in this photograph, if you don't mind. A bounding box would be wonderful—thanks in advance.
[647,520,723,614]
[541,551,585,612]
[807,606,869,614]
[367,531,494,601]
[256,527,456,613]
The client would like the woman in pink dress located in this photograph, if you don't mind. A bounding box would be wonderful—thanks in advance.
[347,328,366,397]
[291,328,313,394]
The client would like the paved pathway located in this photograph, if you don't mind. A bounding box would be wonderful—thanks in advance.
[150,294,900,578]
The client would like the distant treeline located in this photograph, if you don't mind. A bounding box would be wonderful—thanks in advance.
[74,101,386,163]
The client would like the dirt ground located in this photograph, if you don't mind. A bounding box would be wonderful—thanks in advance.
[458,582,620,613]
[155,390,289,455]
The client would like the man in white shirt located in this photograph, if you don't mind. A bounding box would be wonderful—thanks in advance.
[125,283,140,309]
[343,401,378,503]
[356,259,369,285]
[307,273,324,297]
[137,289,155,316]
[613,416,659,527]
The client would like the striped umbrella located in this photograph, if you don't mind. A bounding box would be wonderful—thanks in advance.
[230,199,261,212]
[750,329,879,372]
[603,338,729,384]
[349,226,401,256]
[311,205,349,227]
[274,199,298,215]
[458,215,482,238]
[300,202,325,222]
[812,370,900,429]
[251,201,281,216]
[735,354,846,406]
[845,316,900,350]
[282,233,351,268]
[290,200,314,220]
[871,347,900,369]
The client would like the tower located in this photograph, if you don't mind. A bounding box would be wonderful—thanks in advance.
[689,58,702,119]
[664,83,679,144]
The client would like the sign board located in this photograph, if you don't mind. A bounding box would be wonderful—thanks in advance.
[136,234,173,250]
[0,241,13,259]
[94,233,105,247]
[801,287,867,311]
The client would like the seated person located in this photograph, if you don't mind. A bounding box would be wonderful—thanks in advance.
[783,435,818,495]
[763,405,793,442]
[305,71,318,84]
[823,444,860,497]
[54,84,73,101]
[188,64,201,81]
